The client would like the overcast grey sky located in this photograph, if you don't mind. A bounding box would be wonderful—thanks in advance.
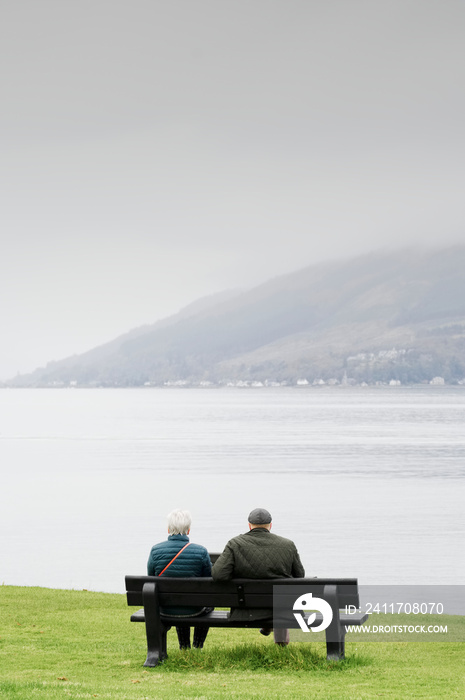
[1,0,464,379]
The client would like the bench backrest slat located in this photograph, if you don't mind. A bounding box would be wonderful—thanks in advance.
[125,576,360,609]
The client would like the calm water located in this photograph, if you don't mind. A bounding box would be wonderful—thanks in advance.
[0,387,464,593]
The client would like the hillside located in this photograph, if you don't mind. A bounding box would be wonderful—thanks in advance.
[6,246,465,387]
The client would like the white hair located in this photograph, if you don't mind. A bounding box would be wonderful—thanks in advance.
[167,509,192,535]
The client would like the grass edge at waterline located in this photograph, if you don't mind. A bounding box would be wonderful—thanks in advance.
[1,585,463,699]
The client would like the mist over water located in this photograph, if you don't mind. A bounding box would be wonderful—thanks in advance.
[1,387,463,592]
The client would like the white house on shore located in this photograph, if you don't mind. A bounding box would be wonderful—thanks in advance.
[430,376,445,385]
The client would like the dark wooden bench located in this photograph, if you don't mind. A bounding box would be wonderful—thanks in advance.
[125,575,368,667]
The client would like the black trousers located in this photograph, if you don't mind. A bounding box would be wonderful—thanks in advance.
[164,606,214,649]
[175,624,209,649]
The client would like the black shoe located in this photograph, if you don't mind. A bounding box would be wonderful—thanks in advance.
[260,628,272,636]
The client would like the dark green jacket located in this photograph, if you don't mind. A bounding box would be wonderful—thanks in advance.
[212,528,305,621]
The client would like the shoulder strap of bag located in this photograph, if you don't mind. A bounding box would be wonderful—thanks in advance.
[159,542,191,576]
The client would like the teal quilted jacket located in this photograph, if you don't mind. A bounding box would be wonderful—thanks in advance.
[147,533,211,615]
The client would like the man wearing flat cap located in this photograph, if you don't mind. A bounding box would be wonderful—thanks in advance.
[212,508,305,644]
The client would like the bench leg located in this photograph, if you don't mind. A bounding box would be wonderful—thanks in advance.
[323,584,345,661]
[159,625,169,661]
[326,637,345,660]
[143,625,169,667]
[144,649,162,667]
[142,582,168,667]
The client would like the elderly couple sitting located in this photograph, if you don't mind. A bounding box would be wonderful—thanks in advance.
[147,507,305,649]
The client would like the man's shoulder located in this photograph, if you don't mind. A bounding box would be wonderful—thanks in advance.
[267,532,298,548]
[225,531,297,547]
[225,532,250,547]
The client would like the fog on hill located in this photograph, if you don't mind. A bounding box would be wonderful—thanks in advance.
[5,247,465,388]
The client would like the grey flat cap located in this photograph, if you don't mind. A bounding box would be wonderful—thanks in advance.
[248,508,272,524]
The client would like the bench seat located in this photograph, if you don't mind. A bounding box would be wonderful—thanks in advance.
[130,607,367,629]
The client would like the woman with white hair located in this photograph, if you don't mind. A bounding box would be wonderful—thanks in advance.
[147,509,212,650]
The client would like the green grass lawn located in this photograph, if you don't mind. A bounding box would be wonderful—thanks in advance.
[1,585,463,699]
